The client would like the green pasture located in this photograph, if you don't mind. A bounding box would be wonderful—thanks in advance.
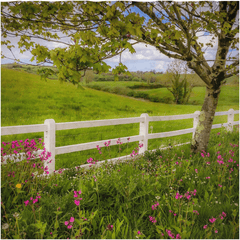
[86,81,144,88]
[86,75,239,105]
[1,127,239,239]
[136,86,239,107]
[1,67,239,169]
[2,63,58,79]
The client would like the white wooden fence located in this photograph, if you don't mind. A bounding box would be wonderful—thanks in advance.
[1,109,239,174]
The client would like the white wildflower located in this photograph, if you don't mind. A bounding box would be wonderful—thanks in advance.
[2,223,9,230]
[13,212,19,218]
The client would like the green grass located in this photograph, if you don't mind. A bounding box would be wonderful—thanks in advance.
[2,63,58,79]
[137,86,239,107]
[87,81,143,88]
[86,77,239,105]
[1,127,239,239]
[1,67,239,169]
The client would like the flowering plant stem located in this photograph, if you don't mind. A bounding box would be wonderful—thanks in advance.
[205,223,214,239]
[15,217,20,238]
[184,201,189,229]
[178,202,183,232]
[78,203,82,238]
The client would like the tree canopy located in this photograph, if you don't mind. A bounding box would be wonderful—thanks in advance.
[2,2,238,82]
[1,1,239,152]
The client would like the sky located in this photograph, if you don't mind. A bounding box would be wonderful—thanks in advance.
[1,1,238,73]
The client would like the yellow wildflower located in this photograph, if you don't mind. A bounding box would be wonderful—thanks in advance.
[16,184,21,189]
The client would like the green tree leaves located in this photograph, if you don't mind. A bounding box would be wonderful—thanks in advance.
[1,1,239,84]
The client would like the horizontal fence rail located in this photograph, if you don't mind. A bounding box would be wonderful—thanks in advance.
[55,135,143,155]
[1,124,47,136]
[148,128,195,140]
[1,109,239,174]
[149,113,198,122]
[55,117,144,131]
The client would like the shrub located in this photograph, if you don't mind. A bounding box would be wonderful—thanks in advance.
[133,91,149,99]
[110,86,129,95]
[161,96,173,104]
[101,85,112,92]
[167,75,193,104]
[126,91,135,97]
[166,60,193,104]
[132,77,141,82]
[88,84,102,90]
[149,96,161,102]
[129,83,163,90]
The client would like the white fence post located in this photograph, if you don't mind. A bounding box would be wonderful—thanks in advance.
[192,111,201,139]
[227,108,234,132]
[139,113,149,154]
[44,119,55,174]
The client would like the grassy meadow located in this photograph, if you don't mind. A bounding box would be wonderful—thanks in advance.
[1,126,239,239]
[1,67,239,169]
[1,65,239,239]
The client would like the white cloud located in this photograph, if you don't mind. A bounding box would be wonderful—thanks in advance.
[155,61,168,71]
[109,42,172,64]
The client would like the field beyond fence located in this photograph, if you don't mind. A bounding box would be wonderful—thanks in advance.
[2,109,239,174]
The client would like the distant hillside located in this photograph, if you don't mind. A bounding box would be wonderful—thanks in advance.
[2,63,238,86]
[1,63,58,79]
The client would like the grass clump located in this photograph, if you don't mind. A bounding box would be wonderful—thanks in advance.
[1,126,239,239]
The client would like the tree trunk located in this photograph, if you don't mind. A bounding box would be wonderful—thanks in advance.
[191,86,221,153]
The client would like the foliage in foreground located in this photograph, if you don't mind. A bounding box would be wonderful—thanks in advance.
[1,126,239,239]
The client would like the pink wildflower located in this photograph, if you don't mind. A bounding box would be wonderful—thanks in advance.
[149,216,157,223]
[65,221,69,226]
[217,160,224,165]
[175,192,183,199]
[166,229,175,239]
[65,217,74,229]
[209,217,216,223]
[107,224,113,231]
[176,234,181,239]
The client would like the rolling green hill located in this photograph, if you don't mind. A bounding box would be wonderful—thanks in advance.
[1,67,239,169]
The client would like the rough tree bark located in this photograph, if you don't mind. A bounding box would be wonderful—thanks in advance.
[191,86,221,153]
